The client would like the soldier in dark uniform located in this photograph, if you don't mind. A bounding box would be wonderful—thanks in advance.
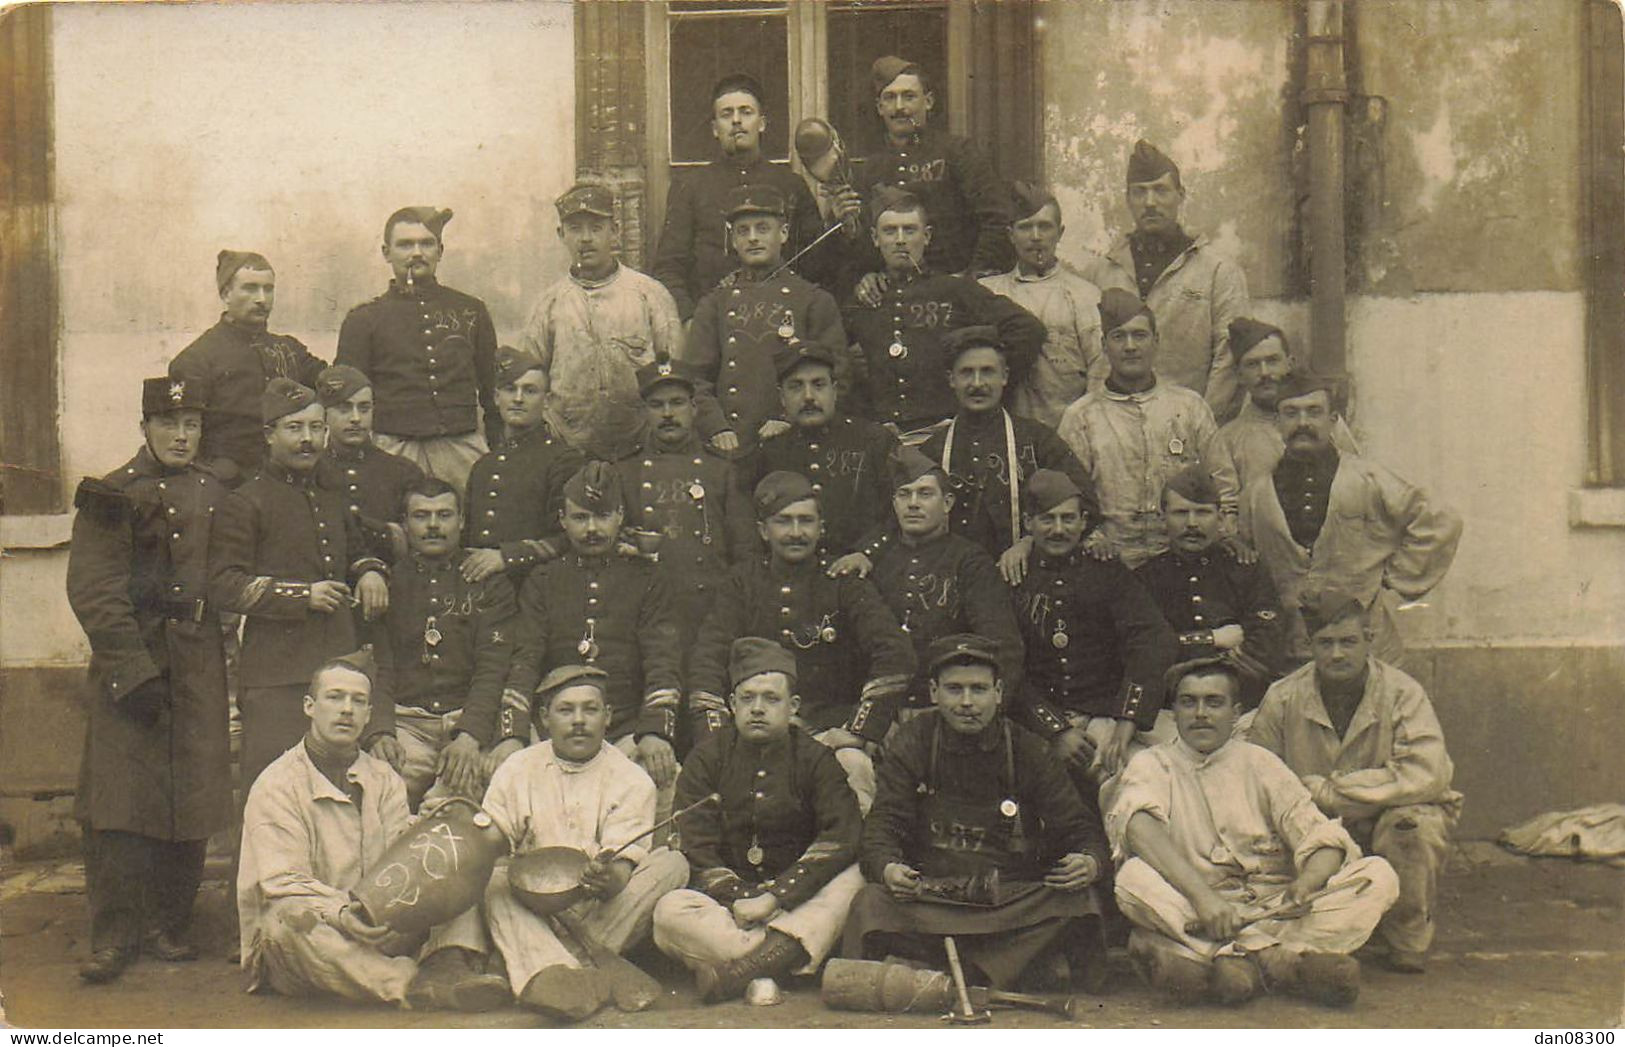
[753,343,898,556]
[851,56,1014,280]
[499,462,683,813]
[653,638,864,1002]
[336,206,500,493]
[313,364,424,563]
[844,188,1044,435]
[1010,470,1177,803]
[169,250,325,478]
[66,377,232,984]
[365,476,518,810]
[1135,464,1285,706]
[615,353,756,701]
[682,185,846,455]
[460,346,583,586]
[845,446,1023,717]
[208,379,393,793]
[845,634,1108,992]
[687,471,914,812]
[651,73,834,320]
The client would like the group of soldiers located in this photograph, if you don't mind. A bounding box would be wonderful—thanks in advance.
[66,56,1466,1018]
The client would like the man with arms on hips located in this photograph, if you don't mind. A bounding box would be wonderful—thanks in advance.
[1109,656,1398,1007]
[1244,590,1462,974]
[336,206,500,492]
[653,638,864,1001]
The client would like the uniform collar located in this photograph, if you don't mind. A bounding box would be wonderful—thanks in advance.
[570,261,622,290]
[325,441,373,464]
[542,738,610,774]
[503,423,553,450]
[301,735,363,801]
[642,430,704,456]
[389,276,440,297]
[1102,376,1162,402]
[885,265,932,289]
[569,551,615,569]
[716,152,770,176]
[1012,260,1060,282]
[1278,444,1340,475]
[264,460,317,487]
[953,406,1008,430]
[1033,545,1085,571]
[767,555,821,579]
[1168,545,1220,566]
[898,526,952,550]
[1172,735,1236,767]
[218,313,272,340]
[410,548,464,573]
[937,712,1004,752]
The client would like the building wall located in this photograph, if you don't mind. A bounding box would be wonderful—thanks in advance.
[0,0,578,851]
[1044,0,1624,836]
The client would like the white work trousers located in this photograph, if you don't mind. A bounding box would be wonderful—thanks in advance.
[652,864,865,973]
[252,898,423,1005]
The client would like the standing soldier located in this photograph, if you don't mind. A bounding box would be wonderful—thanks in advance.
[336,206,500,492]
[687,471,915,811]
[682,185,846,455]
[313,364,423,562]
[520,183,688,462]
[169,250,325,478]
[209,379,392,793]
[616,354,756,694]
[499,462,684,813]
[365,477,517,810]
[980,182,1108,427]
[460,346,583,586]
[652,73,832,320]
[844,189,1044,436]
[852,56,1013,279]
[1057,288,1239,569]
[754,343,898,557]
[1080,141,1250,421]
[67,377,232,984]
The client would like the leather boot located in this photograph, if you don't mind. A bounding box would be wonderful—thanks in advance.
[1208,955,1262,1005]
[79,946,138,985]
[694,929,809,1003]
[405,947,512,1013]
[1127,929,1207,1006]
[145,930,199,962]
[520,964,610,1022]
[1295,952,1361,1007]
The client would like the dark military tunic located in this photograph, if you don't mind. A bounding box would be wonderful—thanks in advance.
[865,529,1024,708]
[365,549,517,746]
[651,155,834,320]
[209,463,388,732]
[851,126,1014,279]
[66,448,231,840]
[843,270,1045,431]
[1273,445,1340,548]
[1011,549,1177,736]
[676,726,861,909]
[1135,545,1286,682]
[688,557,915,742]
[918,409,1100,556]
[462,424,583,577]
[336,277,501,442]
[508,553,682,743]
[315,442,424,561]
[683,269,846,451]
[753,415,899,556]
[616,434,758,643]
[168,318,325,476]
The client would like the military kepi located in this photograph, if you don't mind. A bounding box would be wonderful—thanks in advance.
[1099,287,1154,336]
[729,636,798,687]
[384,206,452,241]
[262,378,318,424]
[1162,463,1220,507]
[725,184,788,221]
[142,377,207,418]
[315,365,371,408]
[754,470,817,520]
[637,351,697,397]
[927,633,1002,675]
[774,342,839,382]
[556,183,615,221]
[1024,468,1084,515]
[534,663,609,703]
[1127,139,1180,186]
[563,461,623,513]
[494,345,545,385]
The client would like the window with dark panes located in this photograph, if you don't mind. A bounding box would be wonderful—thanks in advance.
[827,2,949,164]
[1584,0,1625,485]
[668,2,790,166]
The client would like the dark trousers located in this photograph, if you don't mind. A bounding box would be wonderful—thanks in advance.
[239,683,310,795]
[83,828,206,951]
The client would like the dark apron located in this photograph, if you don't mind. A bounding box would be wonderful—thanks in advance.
[916,719,1033,880]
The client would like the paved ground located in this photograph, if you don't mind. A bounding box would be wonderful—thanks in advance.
[0,843,1620,1030]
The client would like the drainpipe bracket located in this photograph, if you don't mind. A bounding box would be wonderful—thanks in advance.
[1302,88,1350,106]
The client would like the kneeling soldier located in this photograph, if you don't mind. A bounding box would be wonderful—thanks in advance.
[654,638,864,1000]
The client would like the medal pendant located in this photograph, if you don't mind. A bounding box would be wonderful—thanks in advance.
[746,839,765,867]
[577,637,597,658]
[1052,630,1070,649]
[777,322,796,341]
[999,799,1020,818]
[689,482,705,501]
[888,340,907,359]
[424,626,443,647]
[819,624,838,644]
[1169,436,1186,456]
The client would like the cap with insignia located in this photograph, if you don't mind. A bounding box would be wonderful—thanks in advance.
[869,185,925,225]
[494,345,546,386]
[773,342,839,382]
[1010,180,1058,223]
[326,646,377,684]
[1099,287,1155,336]
[315,364,372,408]
[926,633,1002,676]
[941,325,1003,366]
[262,378,318,424]
[141,377,207,418]
[754,470,818,520]
[534,663,609,705]
[1227,317,1288,362]
[216,249,273,293]
[1275,371,1340,408]
[871,55,923,96]
[636,351,697,398]
[562,461,624,514]
[555,183,616,221]
[1162,463,1220,507]
[1126,139,1181,187]
[728,636,798,688]
[725,184,788,222]
[1298,588,1368,637]
[384,206,453,242]
[887,444,943,490]
[1024,468,1084,516]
